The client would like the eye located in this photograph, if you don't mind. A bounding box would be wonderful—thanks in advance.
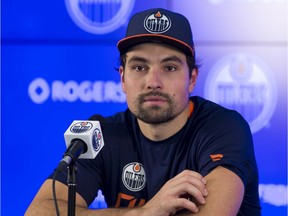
[165,65,177,72]
[133,65,147,72]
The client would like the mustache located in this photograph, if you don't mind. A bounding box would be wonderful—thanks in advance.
[138,91,171,103]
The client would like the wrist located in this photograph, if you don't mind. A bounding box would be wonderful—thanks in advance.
[125,206,147,216]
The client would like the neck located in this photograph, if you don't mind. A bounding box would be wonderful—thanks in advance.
[137,102,193,141]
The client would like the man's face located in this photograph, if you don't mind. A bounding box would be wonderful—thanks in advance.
[120,43,197,124]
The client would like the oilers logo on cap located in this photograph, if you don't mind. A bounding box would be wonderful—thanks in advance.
[117,8,195,57]
[144,11,172,34]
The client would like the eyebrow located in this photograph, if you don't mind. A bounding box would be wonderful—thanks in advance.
[127,55,184,65]
[161,56,184,64]
[127,56,148,64]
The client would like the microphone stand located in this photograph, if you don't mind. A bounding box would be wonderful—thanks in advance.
[67,162,77,216]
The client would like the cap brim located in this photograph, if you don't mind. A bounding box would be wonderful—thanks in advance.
[117,34,194,57]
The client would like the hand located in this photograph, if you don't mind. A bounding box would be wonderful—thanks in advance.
[140,170,208,216]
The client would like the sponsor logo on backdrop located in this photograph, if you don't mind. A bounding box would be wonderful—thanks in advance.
[204,53,277,133]
[259,184,288,206]
[65,0,135,34]
[122,162,146,192]
[28,78,126,104]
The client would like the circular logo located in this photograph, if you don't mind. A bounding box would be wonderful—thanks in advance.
[70,121,93,133]
[28,78,50,104]
[122,162,146,192]
[65,0,135,34]
[144,11,171,34]
[204,53,277,134]
[92,128,102,151]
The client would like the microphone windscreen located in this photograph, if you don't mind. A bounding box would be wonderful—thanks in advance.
[89,114,105,123]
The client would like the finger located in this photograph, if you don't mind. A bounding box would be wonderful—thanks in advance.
[168,172,208,197]
[172,182,207,205]
[173,170,207,186]
[174,170,204,179]
[174,198,200,213]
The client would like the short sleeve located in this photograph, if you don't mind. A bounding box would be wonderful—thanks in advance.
[196,110,257,186]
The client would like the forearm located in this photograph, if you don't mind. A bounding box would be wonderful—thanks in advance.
[25,199,143,216]
[25,179,145,216]
[25,199,67,216]
[26,171,207,216]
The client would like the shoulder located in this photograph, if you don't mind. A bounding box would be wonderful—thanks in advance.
[190,96,249,128]
[188,96,252,143]
[191,96,236,114]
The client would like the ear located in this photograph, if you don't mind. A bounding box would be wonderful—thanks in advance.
[189,68,198,93]
[119,66,126,93]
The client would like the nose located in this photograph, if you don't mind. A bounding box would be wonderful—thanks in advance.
[146,70,163,90]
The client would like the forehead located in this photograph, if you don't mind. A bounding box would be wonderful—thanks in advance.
[126,42,186,59]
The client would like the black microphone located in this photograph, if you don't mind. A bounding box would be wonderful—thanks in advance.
[56,120,105,172]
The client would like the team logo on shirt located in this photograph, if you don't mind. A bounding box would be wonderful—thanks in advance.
[122,162,146,192]
[144,11,171,34]
[210,154,224,162]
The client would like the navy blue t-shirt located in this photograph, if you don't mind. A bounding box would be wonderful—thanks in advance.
[51,96,261,215]
[139,124,186,199]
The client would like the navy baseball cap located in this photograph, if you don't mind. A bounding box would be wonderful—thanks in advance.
[117,8,195,57]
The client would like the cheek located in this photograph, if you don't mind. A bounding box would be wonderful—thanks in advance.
[124,76,143,91]
[121,75,137,94]
[175,80,190,94]
[122,82,139,102]
[170,82,191,101]
[125,92,139,111]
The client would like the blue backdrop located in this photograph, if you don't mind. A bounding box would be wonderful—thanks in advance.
[2,0,287,215]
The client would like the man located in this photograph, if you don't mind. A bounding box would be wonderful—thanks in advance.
[25,8,261,215]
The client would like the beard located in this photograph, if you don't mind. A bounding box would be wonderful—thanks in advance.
[132,91,177,124]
